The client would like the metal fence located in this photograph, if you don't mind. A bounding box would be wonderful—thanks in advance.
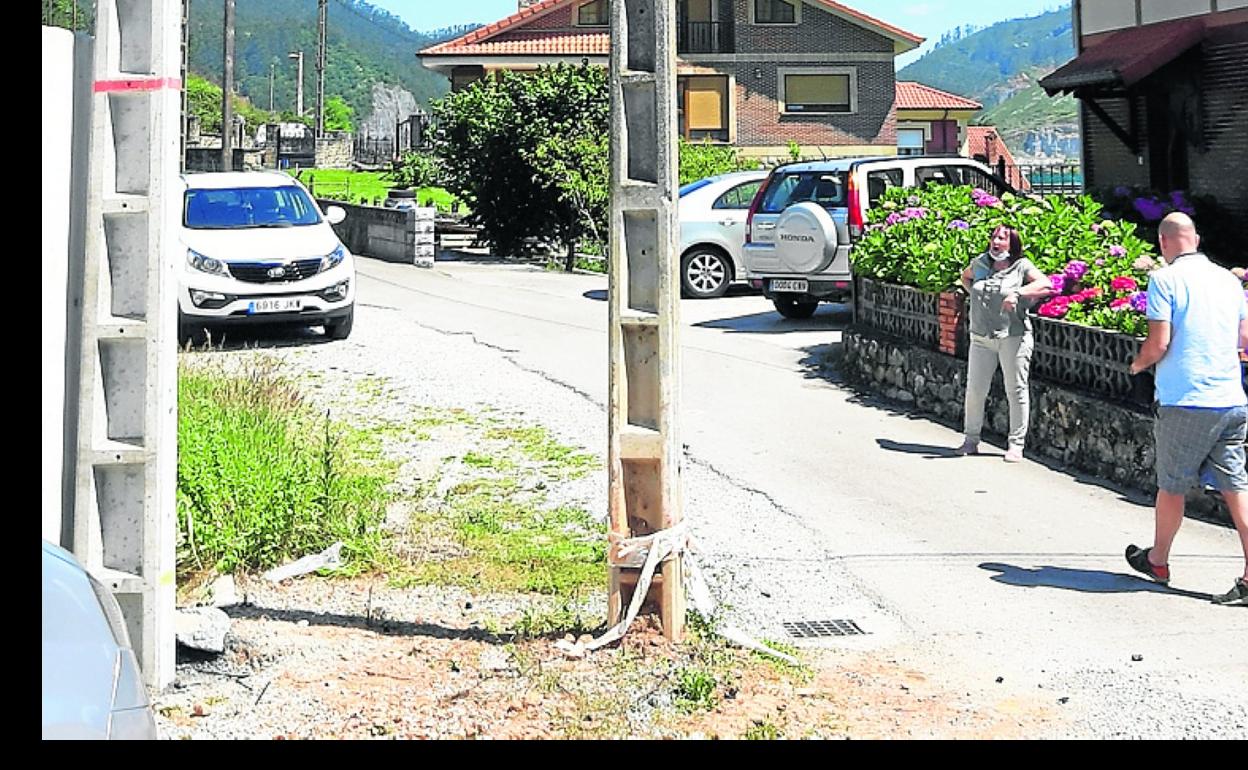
[997,162,1084,196]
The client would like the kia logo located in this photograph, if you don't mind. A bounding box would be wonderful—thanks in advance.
[780,234,816,243]
[268,266,287,278]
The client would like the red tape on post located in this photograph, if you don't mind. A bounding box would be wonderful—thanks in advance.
[93,77,182,93]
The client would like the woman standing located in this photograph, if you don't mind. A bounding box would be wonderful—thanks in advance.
[956,225,1053,462]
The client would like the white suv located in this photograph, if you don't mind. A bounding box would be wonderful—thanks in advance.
[177,171,356,343]
[743,156,1010,318]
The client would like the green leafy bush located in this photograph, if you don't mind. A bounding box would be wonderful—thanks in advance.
[386,150,443,191]
[852,185,1158,335]
[678,140,760,185]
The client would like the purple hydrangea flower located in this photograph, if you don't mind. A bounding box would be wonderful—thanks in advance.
[1091,223,1103,234]
[1064,260,1089,281]
[903,207,928,219]
[947,220,970,230]
[1109,245,1127,258]
[1129,291,1148,313]
[1133,197,1168,223]
[1095,259,1106,267]
[885,212,903,226]
[1048,274,1067,294]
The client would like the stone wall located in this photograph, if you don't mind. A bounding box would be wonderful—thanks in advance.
[314,132,353,170]
[840,327,1231,525]
[320,199,415,264]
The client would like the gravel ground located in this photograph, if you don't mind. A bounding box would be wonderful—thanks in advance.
[157,297,1243,739]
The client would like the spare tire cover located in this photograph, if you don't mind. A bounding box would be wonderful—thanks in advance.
[773,202,839,274]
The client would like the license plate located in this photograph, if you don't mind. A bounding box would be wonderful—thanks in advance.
[771,280,808,293]
[247,298,303,314]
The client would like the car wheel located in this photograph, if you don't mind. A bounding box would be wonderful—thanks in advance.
[772,295,819,320]
[680,248,732,299]
[325,307,354,340]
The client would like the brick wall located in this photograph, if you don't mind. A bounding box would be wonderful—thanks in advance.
[734,59,896,147]
[1082,96,1149,191]
[732,0,895,52]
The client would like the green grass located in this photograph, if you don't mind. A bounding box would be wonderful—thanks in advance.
[483,425,598,478]
[288,168,460,212]
[176,357,394,576]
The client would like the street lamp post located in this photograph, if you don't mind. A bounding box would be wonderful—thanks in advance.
[288,50,304,117]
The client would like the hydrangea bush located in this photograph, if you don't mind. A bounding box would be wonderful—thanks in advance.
[852,185,1158,336]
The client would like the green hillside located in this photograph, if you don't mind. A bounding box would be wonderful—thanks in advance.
[187,0,465,124]
[899,8,1075,108]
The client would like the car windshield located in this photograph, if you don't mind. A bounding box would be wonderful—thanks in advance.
[758,171,847,213]
[184,185,322,229]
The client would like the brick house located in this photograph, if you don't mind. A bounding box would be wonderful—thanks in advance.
[1040,0,1247,237]
[419,0,923,158]
[893,81,981,157]
[964,126,1028,191]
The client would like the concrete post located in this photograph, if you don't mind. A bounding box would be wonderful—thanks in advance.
[71,0,181,690]
[607,0,685,641]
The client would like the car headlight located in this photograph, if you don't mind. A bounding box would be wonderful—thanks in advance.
[187,248,230,277]
[320,244,347,273]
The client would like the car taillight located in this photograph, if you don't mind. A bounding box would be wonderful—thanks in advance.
[745,174,773,245]
[847,174,864,240]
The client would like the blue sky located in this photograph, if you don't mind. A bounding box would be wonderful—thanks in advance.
[370,0,1070,65]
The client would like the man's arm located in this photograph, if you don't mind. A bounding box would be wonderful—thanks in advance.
[1130,321,1172,375]
[1239,317,1248,353]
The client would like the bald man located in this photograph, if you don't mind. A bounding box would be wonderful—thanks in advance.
[1127,213,1248,606]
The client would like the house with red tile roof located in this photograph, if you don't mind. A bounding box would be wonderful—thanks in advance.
[420,0,923,158]
[893,81,981,157]
[963,125,1028,191]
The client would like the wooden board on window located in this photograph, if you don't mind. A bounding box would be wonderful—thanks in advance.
[786,74,849,108]
[685,78,725,131]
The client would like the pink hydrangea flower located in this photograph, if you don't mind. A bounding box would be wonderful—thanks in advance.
[1109,245,1127,258]
[1038,297,1072,318]
[1110,298,1131,310]
[1064,261,1089,281]
[1111,276,1139,292]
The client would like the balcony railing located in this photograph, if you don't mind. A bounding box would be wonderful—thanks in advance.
[678,21,732,54]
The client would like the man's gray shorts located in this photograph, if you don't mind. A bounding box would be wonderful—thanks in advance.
[1155,405,1248,494]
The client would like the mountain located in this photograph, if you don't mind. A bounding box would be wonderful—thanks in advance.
[899,7,1079,160]
[187,0,473,134]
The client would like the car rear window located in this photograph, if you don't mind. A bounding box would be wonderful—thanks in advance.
[184,186,321,229]
[757,171,846,213]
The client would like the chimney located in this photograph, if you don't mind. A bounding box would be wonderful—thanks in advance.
[519,0,543,9]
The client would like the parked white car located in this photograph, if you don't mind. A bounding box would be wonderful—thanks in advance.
[42,540,158,740]
[177,171,356,344]
[677,170,767,298]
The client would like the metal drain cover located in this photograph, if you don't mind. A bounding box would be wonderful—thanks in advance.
[783,619,868,639]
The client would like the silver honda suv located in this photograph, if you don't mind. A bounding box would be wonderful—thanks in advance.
[743,156,1011,319]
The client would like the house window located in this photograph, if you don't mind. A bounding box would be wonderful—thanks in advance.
[779,69,854,114]
[897,128,926,157]
[678,76,730,142]
[754,0,798,24]
[577,0,608,26]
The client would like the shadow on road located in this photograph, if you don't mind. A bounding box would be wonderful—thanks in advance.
[180,323,337,354]
[875,438,1004,460]
[979,562,1212,600]
[694,305,851,335]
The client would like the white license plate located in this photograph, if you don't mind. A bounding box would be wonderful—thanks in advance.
[247,298,303,314]
[771,280,809,293]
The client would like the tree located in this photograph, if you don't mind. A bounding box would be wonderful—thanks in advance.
[186,73,275,135]
[430,65,609,262]
[324,96,355,133]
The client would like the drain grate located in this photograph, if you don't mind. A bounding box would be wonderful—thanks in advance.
[783,619,868,639]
